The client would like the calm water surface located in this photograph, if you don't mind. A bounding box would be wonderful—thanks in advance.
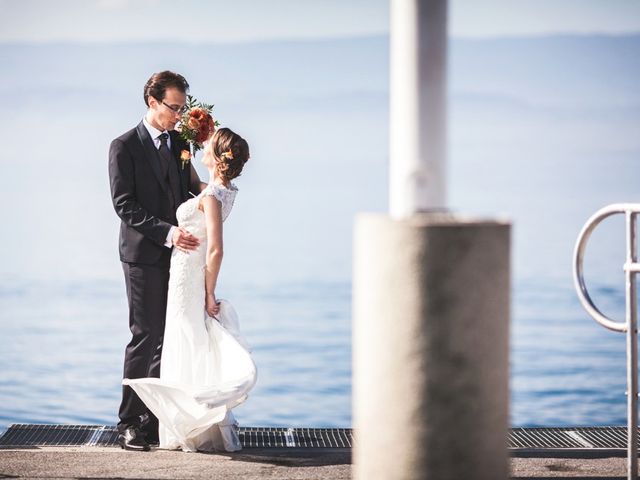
[0,273,632,434]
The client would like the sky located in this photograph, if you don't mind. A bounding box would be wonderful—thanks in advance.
[0,0,639,43]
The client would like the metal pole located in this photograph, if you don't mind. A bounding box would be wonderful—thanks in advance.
[626,211,638,480]
[389,0,447,217]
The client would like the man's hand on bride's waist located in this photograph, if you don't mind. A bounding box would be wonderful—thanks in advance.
[172,227,200,253]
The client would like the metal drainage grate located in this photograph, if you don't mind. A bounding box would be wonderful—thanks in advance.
[0,425,119,448]
[239,427,352,448]
[0,424,636,450]
[509,426,635,450]
[0,424,353,449]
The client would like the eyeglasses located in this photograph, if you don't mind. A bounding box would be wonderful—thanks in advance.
[161,101,187,115]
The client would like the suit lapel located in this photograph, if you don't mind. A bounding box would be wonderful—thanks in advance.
[136,121,168,193]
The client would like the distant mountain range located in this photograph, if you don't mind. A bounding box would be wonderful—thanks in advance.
[1,34,638,112]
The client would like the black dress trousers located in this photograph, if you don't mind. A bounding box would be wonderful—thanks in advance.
[117,251,170,433]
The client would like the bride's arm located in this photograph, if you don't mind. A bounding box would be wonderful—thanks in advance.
[202,195,223,317]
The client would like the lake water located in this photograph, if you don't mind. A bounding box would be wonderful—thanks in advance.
[0,268,634,433]
[1,36,639,434]
[0,278,352,430]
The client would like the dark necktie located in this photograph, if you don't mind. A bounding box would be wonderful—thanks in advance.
[158,133,172,177]
[158,132,181,208]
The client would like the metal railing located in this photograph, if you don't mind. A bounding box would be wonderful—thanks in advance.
[573,203,639,480]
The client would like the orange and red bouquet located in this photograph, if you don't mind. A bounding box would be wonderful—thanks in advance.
[177,95,219,168]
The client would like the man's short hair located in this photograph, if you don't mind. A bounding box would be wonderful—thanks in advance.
[143,71,189,106]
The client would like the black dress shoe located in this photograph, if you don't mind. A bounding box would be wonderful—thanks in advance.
[143,430,159,446]
[138,413,159,445]
[117,426,150,452]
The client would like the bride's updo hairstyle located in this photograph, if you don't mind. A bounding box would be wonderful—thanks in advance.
[209,128,250,184]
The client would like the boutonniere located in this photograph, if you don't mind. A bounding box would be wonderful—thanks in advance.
[180,149,192,170]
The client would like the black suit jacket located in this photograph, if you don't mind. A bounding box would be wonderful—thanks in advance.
[109,120,198,264]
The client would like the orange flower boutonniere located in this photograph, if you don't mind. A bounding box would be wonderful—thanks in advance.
[180,149,192,170]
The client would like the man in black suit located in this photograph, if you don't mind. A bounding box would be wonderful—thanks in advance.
[108,71,206,451]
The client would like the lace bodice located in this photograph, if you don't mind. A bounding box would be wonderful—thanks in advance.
[204,181,238,222]
[171,181,237,272]
[176,181,237,237]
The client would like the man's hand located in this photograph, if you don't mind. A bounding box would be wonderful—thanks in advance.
[172,227,200,253]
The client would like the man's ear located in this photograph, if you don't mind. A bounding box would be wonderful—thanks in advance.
[148,96,159,109]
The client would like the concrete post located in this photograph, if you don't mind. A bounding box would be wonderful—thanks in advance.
[352,213,510,480]
[352,1,511,478]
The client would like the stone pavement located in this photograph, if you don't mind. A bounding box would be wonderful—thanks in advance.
[0,446,351,479]
[1,446,639,479]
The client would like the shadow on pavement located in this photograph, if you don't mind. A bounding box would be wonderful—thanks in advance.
[218,447,351,467]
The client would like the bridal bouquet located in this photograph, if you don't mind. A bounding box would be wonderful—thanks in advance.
[177,95,219,169]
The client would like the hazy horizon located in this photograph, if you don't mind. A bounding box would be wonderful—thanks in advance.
[1,31,639,46]
[2,0,639,43]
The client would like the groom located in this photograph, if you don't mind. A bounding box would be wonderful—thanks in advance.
[109,71,207,451]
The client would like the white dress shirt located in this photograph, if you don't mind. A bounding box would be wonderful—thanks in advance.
[142,116,175,248]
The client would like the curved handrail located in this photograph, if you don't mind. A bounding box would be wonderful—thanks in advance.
[573,203,640,332]
[573,202,640,480]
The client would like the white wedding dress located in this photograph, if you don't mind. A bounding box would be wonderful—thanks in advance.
[123,181,257,453]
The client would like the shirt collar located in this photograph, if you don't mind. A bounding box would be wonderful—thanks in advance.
[142,115,168,141]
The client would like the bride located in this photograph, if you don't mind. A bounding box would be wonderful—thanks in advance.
[123,127,256,453]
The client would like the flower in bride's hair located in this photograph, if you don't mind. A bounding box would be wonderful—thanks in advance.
[180,149,192,170]
[221,150,234,160]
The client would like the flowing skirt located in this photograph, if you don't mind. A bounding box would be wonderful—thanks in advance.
[123,297,257,452]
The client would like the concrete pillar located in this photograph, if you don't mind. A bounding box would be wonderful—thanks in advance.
[390,0,447,216]
[352,213,510,480]
[352,1,511,477]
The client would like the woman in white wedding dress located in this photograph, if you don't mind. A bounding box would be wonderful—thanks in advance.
[123,128,256,453]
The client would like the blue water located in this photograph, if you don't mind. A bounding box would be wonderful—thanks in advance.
[1,36,639,434]
[0,274,633,434]
[0,279,352,431]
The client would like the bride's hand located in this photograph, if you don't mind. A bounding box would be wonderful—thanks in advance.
[205,293,220,318]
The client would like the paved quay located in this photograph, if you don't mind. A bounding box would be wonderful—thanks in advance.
[511,455,635,479]
[0,446,351,479]
[1,446,640,479]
